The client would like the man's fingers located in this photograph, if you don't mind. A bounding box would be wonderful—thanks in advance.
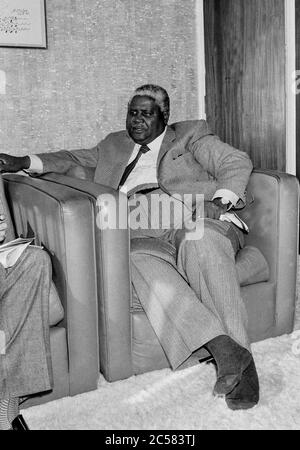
[204,202,221,219]
[0,156,8,165]
[0,160,10,172]
[0,218,7,242]
[0,215,7,230]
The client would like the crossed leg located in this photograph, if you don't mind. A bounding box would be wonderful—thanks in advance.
[130,220,259,409]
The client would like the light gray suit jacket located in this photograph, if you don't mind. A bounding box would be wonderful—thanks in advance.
[38,120,253,208]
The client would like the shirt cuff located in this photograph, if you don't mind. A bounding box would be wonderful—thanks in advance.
[212,189,240,209]
[24,155,44,174]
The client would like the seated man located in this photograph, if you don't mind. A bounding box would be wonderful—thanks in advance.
[0,176,53,430]
[0,84,258,410]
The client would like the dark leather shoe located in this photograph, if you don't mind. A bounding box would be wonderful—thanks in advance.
[11,415,30,430]
[225,359,259,410]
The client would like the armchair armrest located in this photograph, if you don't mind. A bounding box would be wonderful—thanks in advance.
[40,173,132,382]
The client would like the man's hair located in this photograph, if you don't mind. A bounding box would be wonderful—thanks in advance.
[128,84,170,121]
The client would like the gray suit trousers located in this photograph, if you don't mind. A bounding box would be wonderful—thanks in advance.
[130,219,250,370]
[0,247,53,399]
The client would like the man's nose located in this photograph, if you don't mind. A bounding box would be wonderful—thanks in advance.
[133,112,143,122]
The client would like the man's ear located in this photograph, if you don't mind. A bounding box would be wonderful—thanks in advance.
[163,111,169,125]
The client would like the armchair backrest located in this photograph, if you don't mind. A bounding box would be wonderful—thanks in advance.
[240,169,299,283]
[0,173,16,243]
[240,169,299,335]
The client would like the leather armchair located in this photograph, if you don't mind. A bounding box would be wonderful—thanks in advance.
[5,168,299,384]
[2,174,99,406]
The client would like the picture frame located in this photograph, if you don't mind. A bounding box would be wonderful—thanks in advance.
[0,0,47,49]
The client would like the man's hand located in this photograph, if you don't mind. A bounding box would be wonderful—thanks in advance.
[0,214,7,243]
[0,154,30,172]
[203,199,228,220]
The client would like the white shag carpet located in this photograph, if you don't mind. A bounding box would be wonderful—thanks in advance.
[22,262,300,430]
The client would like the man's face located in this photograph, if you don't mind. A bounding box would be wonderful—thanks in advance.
[126,96,166,145]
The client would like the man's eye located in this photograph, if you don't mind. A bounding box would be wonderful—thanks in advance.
[143,112,152,117]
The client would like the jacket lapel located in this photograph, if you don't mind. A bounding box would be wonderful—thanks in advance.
[95,132,135,188]
[114,133,135,185]
[157,126,176,167]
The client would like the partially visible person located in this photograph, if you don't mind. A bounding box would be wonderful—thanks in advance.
[0,175,53,430]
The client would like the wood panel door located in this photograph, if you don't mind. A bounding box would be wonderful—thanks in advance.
[203,0,286,171]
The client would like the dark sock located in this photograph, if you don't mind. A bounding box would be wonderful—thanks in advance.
[205,335,253,396]
[0,398,19,430]
[225,359,259,410]
[11,414,30,430]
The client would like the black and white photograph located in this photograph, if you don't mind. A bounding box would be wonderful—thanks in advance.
[0,0,299,434]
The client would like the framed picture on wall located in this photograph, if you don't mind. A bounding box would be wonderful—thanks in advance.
[0,0,47,48]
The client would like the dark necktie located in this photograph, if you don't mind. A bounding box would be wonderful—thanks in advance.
[119,144,151,187]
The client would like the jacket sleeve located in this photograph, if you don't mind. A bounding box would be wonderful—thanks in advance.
[190,127,253,208]
[37,144,100,175]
